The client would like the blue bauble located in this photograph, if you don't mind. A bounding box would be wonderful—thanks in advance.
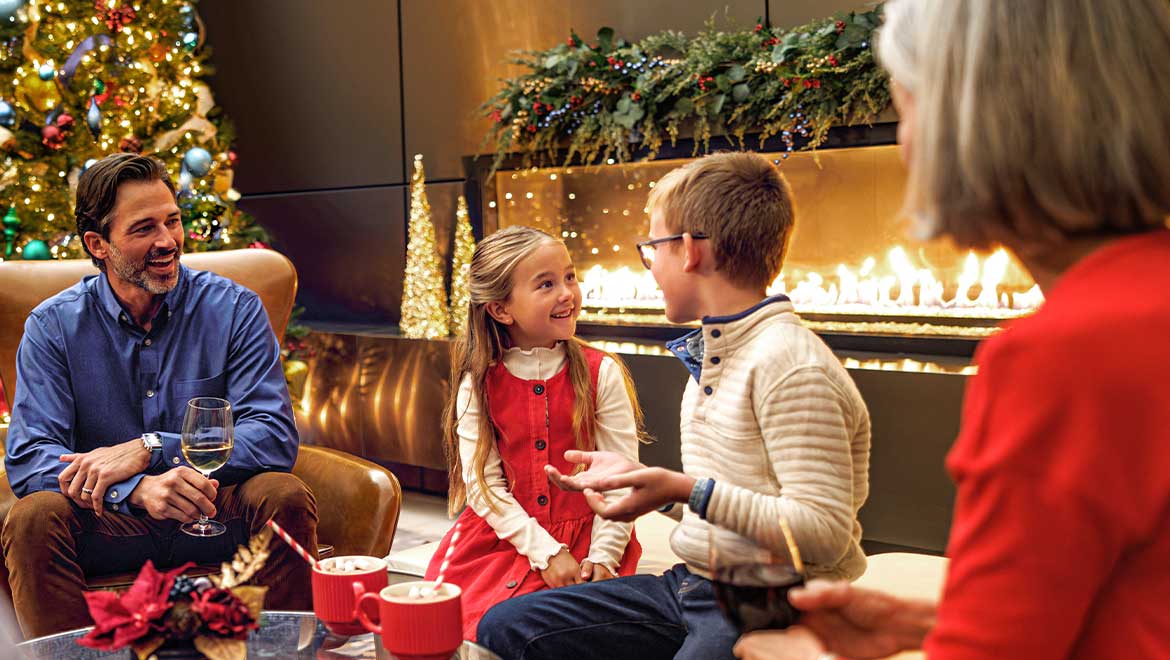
[83,158,98,171]
[183,147,213,177]
[0,0,25,21]
[21,239,50,260]
[86,97,102,135]
[0,99,13,128]
[182,32,198,49]
[38,62,55,81]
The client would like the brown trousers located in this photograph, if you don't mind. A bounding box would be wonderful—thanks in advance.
[1,471,318,639]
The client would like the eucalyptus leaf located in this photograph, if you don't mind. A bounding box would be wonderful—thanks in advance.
[674,97,694,114]
[727,64,747,82]
[836,23,866,49]
[616,95,632,113]
[711,93,726,115]
[598,26,615,52]
[567,60,578,77]
[771,43,786,63]
[732,83,750,103]
[715,74,731,93]
[543,55,563,69]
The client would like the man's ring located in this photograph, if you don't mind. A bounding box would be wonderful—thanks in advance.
[81,487,94,495]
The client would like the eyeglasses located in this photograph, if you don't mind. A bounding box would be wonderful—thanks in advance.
[635,233,709,269]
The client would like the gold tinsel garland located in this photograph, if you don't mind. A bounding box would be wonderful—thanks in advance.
[399,154,448,339]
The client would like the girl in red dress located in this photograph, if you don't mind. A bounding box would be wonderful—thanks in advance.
[425,226,644,641]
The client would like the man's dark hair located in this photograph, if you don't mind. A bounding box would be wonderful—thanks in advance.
[75,154,177,269]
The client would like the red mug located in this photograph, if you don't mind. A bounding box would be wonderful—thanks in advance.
[311,555,388,635]
[356,580,463,660]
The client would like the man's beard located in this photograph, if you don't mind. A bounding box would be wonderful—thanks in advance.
[106,243,181,295]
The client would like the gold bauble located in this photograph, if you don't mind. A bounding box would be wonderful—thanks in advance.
[283,359,309,400]
[15,69,59,113]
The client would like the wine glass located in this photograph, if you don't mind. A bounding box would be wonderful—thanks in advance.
[180,397,234,537]
[708,519,806,633]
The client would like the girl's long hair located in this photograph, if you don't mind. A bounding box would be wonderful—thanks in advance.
[443,226,647,516]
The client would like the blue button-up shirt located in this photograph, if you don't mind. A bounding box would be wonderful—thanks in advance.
[5,264,299,512]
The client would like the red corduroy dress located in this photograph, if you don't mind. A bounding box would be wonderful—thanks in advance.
[425,347,642,641]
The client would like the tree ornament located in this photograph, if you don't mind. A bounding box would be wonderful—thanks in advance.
[86,96,102,136]
[182,32,198,50]
[16,68,59,113]
[448,195,475,335]
[3,206,20,259]
[93,79,106,95]
[283,359,309,401]
[37,62,55,81]
[95,0,136,32]
[119,135,143,153]
[399,154,449,339]
[183,147,213,177]
[0,99,13,127]
[148,41,167,63]
[21,238,50,260]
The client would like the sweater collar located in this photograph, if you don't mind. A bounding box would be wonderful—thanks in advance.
[665,294,793,381]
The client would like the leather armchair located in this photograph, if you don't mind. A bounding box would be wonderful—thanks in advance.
[0,250,401,599]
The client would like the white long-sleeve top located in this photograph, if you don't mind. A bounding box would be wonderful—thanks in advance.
[669,297,871,581]
[456,343,639,572]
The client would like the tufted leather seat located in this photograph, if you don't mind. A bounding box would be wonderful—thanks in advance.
[0,250,401,603]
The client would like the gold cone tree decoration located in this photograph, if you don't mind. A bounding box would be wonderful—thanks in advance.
[448,195,475,335]
[400,154,448,339]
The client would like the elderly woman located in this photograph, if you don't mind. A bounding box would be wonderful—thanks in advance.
[735,0,1170,659]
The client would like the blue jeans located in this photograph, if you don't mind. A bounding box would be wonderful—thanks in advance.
[477,563,739,660]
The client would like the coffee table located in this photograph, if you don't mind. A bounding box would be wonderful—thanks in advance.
[15,610,499,659]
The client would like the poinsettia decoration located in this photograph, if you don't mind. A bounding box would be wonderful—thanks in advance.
[78,527,273,660]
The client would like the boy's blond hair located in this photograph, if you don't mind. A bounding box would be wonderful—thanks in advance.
[647,152,795,289]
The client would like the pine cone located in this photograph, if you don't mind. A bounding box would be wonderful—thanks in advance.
[166,601,202,639]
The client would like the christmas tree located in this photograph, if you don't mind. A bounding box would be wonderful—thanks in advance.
[448,194,474,336]
[0,0,267,261]
[399,154,448,339]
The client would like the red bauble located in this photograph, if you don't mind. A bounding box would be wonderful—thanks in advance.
[248,241,270,250]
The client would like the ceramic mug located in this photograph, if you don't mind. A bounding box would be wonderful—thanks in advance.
[356,580,463,660]
[311,555,389,635]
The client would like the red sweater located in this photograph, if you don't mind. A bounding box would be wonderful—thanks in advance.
[925,230,1170,659]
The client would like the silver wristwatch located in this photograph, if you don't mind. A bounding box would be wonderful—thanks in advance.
[141,432,163,451]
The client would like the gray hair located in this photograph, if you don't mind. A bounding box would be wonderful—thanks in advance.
[878,0,1170,249]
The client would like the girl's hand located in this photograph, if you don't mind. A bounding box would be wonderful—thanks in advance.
[540,548,583,588]
[580,559,617,582]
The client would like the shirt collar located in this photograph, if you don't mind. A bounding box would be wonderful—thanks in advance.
[700,294,791,325]
[663,294,793,381]
[94,264,188,328]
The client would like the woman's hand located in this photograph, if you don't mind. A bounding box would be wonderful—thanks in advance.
[734,626,827,660]
[540,548,583,588]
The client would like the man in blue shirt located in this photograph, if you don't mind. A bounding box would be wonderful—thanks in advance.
[1,154,317,637]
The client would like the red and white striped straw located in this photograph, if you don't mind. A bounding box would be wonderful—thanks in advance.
[427,523,461,595]
[266,518,317,569]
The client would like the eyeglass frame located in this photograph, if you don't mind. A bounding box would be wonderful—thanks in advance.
[635,233,709,270]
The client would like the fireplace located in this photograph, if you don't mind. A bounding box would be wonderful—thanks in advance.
[468,132,1038,355]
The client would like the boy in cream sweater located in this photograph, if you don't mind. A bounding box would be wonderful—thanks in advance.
[478,152,871,660]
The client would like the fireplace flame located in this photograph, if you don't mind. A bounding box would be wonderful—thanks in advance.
[580,246,1043,319]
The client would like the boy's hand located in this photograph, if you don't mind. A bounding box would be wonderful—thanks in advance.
[581,467,696,522]
[540,548,583,588]
[580,560,617,582]
[545,450,645,492]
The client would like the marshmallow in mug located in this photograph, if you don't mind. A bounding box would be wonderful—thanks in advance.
[321,556,376,573]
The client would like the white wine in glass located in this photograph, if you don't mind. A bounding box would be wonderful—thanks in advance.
[180,397,234,537]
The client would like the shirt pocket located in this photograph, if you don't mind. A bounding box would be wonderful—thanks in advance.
[172,371,228,405]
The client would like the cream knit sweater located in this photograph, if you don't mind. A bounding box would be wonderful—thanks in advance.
[668,297,870,581]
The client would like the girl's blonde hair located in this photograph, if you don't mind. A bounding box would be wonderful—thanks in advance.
[878,0,1170,250]
[443,225,647,516]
